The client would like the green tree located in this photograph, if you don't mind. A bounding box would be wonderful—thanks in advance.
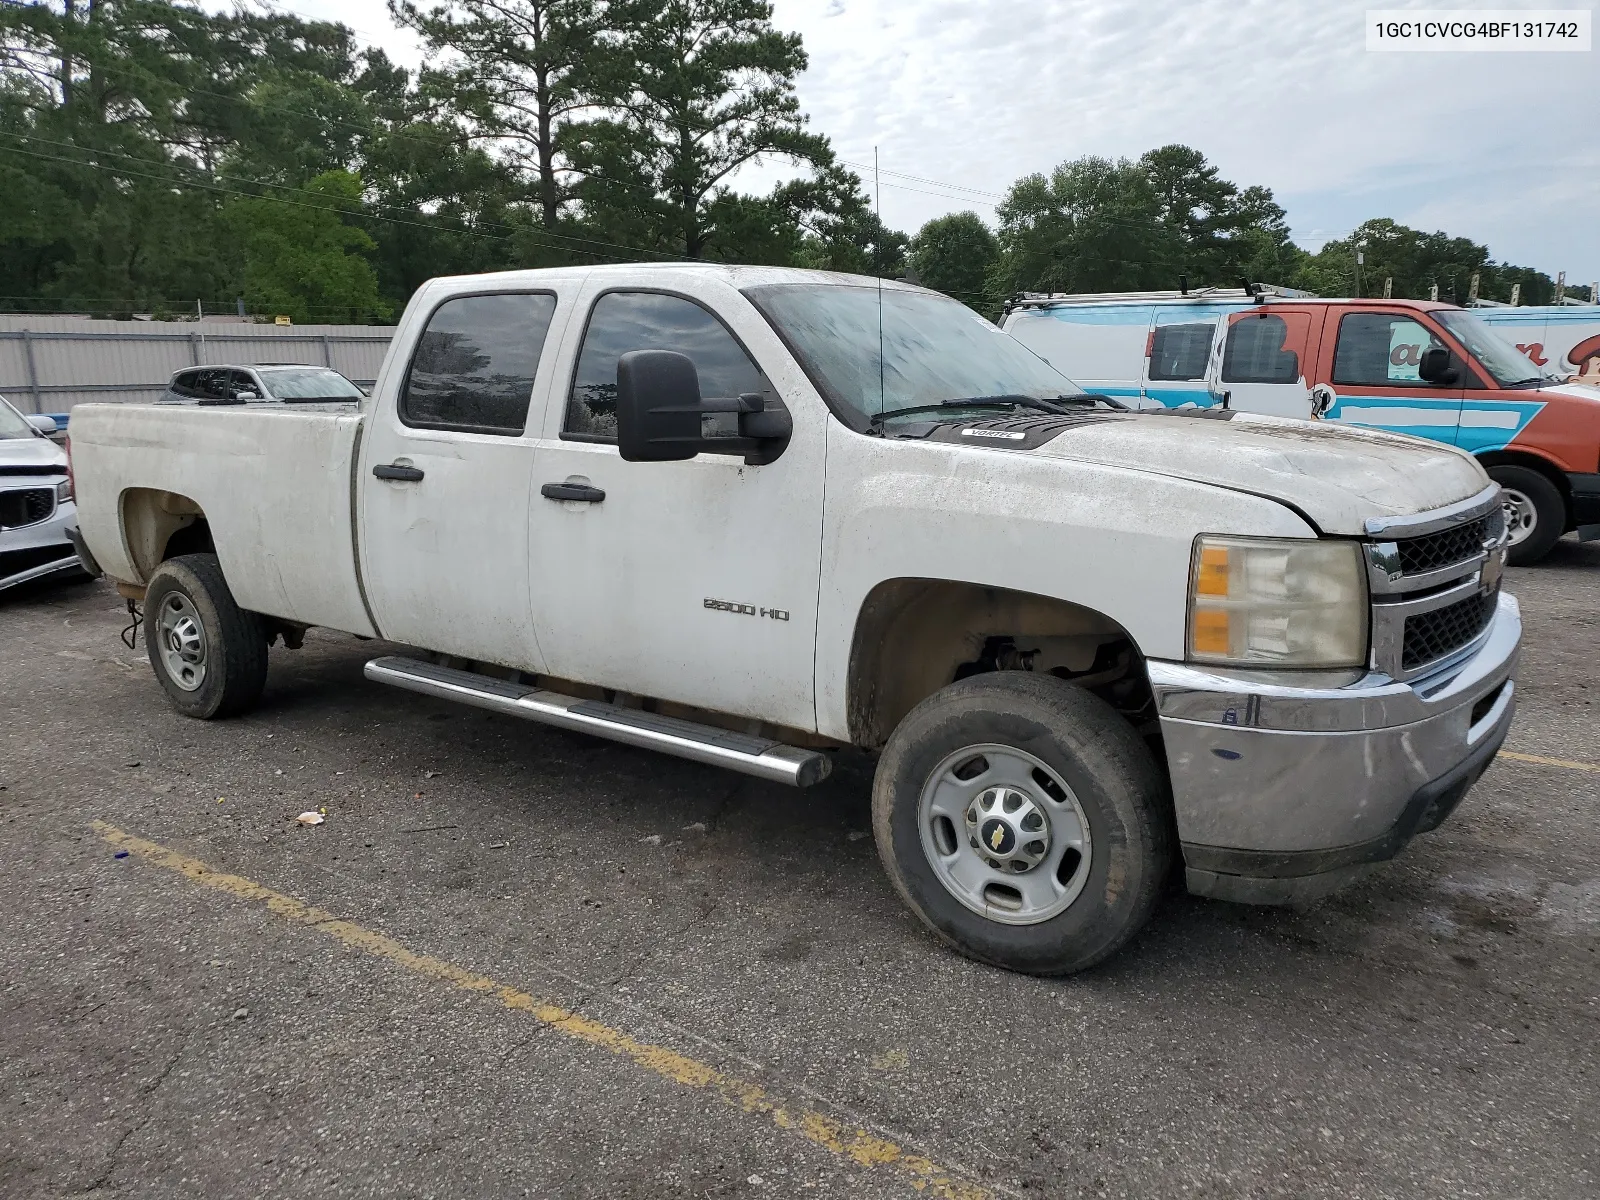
[222,171,391,323]
[990,155,1174,297]
[579,0,830,257]
[388,0,599,230]
[908,211,997,310]
[1300,217,1553,303]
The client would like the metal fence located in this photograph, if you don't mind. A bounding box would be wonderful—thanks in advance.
[0,315,396,415]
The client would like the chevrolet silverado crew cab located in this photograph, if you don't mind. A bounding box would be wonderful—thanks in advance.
[68,265,1520,975]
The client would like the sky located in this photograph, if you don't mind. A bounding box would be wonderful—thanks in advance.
[267,0,1599,283]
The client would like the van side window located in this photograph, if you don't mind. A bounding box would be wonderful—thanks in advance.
[1149,322,1213,381]
[401,292,558,435]
[1221,315,1300,383]
[567,291,767,441]
[1333,313,1445,387]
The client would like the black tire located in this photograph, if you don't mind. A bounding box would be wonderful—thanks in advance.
[872,672,1171,976]
[1488,465,1565,566]
[143,553,269,719]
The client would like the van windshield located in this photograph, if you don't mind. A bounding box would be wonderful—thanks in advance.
[1435,310,1552,386]
[743,283,1085,427]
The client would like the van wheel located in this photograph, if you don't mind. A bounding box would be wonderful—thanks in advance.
[1489,466,1564,565]
[872,672,1171,976]
[143,553,269,719]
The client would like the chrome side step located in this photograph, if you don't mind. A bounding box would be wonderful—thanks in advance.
[364,656,831,788]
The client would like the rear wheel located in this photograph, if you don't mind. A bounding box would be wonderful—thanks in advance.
[143,553,268,719]
[872,672,1171,976]
[1488,465,1564,565]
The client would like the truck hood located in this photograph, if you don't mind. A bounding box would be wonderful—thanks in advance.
[1030,410,1488,535]
[0,434,67,474]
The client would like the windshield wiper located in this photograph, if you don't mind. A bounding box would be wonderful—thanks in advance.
[869,394,1106,427]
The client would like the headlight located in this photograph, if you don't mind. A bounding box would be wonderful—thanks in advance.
[1188,536,1368,668]
[56,478,73,503]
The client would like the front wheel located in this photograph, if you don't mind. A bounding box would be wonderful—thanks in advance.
[1489,465,1564,566]
[143,553,269,719]
[872,672,1172,976]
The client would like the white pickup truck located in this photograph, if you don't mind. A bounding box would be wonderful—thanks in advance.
[68,264,1520,975]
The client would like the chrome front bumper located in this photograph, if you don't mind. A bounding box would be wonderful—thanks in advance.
[1147,591,1521,904]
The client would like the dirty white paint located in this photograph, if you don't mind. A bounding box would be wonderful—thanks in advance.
[70,264,1494,739]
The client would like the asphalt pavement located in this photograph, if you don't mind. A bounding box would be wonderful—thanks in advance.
[2,539,1597,1199]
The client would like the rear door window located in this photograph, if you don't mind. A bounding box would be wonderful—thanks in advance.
[1332,313,1445,387]
[401,292,558,435]
[1221,315,1303,383]
[168,370,202,398]
[1148,322,1214,380]
[566,291,767,441]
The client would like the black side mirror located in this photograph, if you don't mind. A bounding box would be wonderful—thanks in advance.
[616,349,792,465]
[617,350,703,462]
[1418,345,1458,385]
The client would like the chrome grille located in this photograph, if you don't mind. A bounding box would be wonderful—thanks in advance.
[1395,510,1501,576]
[1365,484,1507,680]
[1402,589,1498,671]
[0,487,54,530]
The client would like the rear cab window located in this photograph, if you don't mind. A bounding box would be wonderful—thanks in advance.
[401,292,559,435]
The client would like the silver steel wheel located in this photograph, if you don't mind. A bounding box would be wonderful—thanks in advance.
[1502,487,1538,547]
[157,592,207,692]
[917,743,1093,926]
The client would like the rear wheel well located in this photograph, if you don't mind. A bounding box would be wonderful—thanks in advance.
[120,488,212,581]
[846,579,1158,750]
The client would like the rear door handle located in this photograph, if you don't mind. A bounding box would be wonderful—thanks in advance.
[541,482,605,503]
[373,463,425,482]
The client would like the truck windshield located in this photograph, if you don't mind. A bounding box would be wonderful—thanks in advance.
[0,395,35,439]
[743,283,1084,427]
[1435,310,1553,386]
[257,368,364,400]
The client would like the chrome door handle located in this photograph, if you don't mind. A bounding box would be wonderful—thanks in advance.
[541,482,605,503]
[373,463,424,481]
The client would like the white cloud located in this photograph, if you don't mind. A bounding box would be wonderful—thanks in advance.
[256,0,1600,278]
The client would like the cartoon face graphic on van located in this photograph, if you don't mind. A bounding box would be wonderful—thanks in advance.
[1565,334,1600,382]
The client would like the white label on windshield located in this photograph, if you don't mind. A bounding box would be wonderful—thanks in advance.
[961,428,1028,440]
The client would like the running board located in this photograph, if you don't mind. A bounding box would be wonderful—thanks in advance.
[364,656,831,788]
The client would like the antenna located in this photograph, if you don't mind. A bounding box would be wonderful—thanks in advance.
[875,146,884,414]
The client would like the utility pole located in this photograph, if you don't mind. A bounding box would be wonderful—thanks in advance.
[1554,270,1566,304]
[1468,272,1480,304]
[1383,277,1392,299]
[1510,283,1521,307]
[1354,240,1366,298]
[1430,282,1439,301]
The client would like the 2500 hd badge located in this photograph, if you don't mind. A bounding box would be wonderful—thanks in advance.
[704,597,790,621]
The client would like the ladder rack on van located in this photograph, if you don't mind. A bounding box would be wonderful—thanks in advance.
[1008,284,1312,310]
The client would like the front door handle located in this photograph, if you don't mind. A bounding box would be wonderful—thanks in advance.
[373,463,424,482]
[541,482,605,503]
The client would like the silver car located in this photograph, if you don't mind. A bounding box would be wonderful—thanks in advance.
[0,394,79,593]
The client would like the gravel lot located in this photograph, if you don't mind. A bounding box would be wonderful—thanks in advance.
[3,541,1597,1199]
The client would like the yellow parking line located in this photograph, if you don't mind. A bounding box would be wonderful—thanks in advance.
[91,821,994,1200]
[1497,751,1600,773]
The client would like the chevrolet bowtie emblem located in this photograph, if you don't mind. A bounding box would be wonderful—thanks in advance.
[989,825,1007,850]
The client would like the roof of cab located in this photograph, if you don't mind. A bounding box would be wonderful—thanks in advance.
[422,262,935,295]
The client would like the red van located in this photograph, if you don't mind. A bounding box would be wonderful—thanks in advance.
[1004,292,1600,563]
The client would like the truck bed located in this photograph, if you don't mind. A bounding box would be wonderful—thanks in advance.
[69,402,375,636]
